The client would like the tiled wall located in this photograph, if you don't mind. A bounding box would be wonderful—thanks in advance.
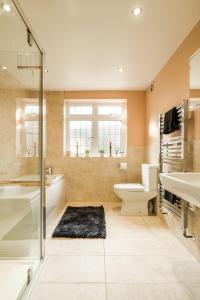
[0,70,39,180]
[46,91,147,202]
[47,146,147,202]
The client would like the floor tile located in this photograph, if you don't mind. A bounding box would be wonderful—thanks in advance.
[173,260,200,284]
[104,237,191,256]
[0,262,32,300]
[105,255,199,283]
[46,239,104,256]
[30,283,106,300]
[39,256,105,283]
[106,283,194,300]
[29,202,200,300]
[186,283,200,300]
[143,216,178,238]
[143,216,166,226]
[106,216,154,239]
[107,215,147,225]
[104,203,122,216]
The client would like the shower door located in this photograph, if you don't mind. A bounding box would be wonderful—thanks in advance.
[0,0,45,298]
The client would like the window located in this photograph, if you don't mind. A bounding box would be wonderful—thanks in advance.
[98,106,122,115]
[69,120,92,155]
[65,101,126,156]
[69,105,93,115]
[25,120,38,156]
[98,121,121,155]
[16,100,39,157]
[24,105,39,115]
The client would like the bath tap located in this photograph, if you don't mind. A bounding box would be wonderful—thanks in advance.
[46,167,53,175]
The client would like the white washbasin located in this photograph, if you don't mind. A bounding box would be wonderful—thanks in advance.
[159,172,200,208]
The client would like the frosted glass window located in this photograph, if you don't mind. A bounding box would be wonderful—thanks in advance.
[69,105,93,115]
[98,121,121,155]
[24,105,39,115]
[25,120,38,156]
[98,106,122,115]
[69,121,92,154]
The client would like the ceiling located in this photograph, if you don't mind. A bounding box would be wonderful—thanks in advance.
[17,0,200,91]
[0,5,41,90]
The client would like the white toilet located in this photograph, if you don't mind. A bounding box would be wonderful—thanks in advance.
[114,164,158,216]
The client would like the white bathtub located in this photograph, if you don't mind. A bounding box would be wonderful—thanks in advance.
[0,175,65,256]
[11,174,63,185]
[0,185,40,237]
[10,174,65,217]
[0,185,40,200]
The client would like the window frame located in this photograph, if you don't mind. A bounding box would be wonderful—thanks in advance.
[16,98,39,157]
[67,119,94,155]
[64,100,127,157]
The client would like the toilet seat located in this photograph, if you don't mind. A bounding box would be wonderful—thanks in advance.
[114,183,144,192]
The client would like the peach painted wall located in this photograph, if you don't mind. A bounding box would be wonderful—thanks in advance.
[64,91,146,146]
[190,89,200,98]
[146,21,200,150]
[146,20,200,258]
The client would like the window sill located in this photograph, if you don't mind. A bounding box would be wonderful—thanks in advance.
[17,155,39,158]
[65,154,127,159]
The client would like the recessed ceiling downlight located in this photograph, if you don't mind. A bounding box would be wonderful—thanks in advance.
[132,7,142,17]
[2,66,7,70]
[118,67,124,73]
[2,3,12,12]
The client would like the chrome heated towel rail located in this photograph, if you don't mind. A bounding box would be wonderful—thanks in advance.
[159,100,189,219]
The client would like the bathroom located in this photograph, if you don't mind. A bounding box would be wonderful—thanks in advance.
[0,0,200,299]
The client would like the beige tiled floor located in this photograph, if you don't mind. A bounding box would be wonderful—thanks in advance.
[29,202,200,300]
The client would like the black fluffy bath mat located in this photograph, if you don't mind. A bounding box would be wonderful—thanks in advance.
[52,206,106,238]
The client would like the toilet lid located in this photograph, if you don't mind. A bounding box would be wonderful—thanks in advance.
[114,183,144,192]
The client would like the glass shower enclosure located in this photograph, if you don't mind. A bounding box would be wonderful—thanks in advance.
[0,0,45,298]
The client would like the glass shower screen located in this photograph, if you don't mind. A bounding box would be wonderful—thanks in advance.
[0,0,45,298]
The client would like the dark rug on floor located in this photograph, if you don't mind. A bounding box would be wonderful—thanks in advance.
[52,206,106,238]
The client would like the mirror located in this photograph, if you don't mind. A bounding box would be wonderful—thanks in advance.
[189,49,200,111]
[188,48,200,173]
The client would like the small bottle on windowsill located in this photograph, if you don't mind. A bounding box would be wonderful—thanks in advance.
[76,141,79,157]
[66,150,71,157]
[109,141,112,157]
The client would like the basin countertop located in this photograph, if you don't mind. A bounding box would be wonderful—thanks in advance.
[159,172,200,208]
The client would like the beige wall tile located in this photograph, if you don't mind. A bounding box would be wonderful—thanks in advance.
[0,71,39,180]
[46,92,147,202]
